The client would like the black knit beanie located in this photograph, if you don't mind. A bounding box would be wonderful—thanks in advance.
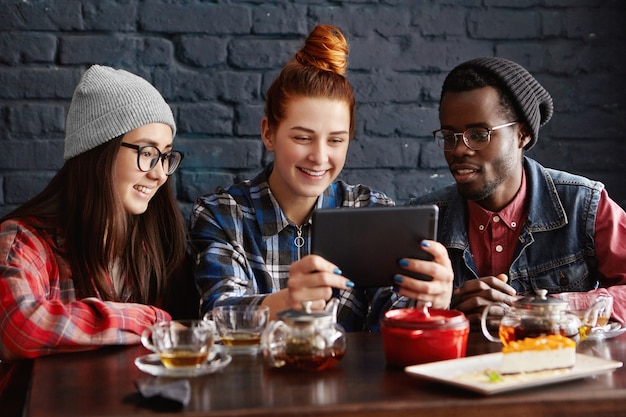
[451,57,554,150]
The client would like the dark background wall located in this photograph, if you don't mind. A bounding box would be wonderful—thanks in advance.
[1,0,625,222]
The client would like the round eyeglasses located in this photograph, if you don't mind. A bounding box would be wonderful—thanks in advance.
[120,143,184,176]
[433,121,518,152]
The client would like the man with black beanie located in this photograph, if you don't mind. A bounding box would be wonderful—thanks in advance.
[408,57,626,326]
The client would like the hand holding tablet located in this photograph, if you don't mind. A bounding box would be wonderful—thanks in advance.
[311,205,439,288]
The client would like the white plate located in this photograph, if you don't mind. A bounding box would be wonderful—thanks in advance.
[586,322,626,341]
[405,353,622,395]
[134,352,232,377]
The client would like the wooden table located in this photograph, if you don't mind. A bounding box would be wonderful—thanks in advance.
[9,331,626,417]
[0,359,32,417]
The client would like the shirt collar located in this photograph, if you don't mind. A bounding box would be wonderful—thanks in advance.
[467,169,528,232]
[251,163,318,239]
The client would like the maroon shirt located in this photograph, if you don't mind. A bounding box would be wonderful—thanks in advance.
[467,171,626,323]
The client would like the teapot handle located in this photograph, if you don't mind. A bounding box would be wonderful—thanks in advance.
[261,320,288,368]
[480,303,508,343]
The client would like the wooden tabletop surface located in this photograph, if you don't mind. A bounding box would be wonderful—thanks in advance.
[1,329,619,417]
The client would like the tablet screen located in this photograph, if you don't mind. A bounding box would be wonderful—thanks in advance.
[311,205,438,288]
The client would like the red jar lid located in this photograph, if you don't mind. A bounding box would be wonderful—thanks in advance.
[382,304,468,330]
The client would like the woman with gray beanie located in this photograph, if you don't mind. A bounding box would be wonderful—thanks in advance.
[0,65,194,360]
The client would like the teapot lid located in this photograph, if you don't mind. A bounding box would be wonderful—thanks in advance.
[277,301,334,324]
[516,289,568,312]
[382,302,469,330]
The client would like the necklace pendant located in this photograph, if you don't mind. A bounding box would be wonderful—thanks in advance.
[294,224,305,248]
[294,236,305,248]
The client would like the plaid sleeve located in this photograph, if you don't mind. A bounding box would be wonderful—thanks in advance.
[0,221,170,360]
[190,192,268,316]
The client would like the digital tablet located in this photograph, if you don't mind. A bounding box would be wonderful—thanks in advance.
[311,205,439,288]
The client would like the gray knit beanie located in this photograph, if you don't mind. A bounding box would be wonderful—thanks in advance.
[450,57,553,150]
[64,65,176,160]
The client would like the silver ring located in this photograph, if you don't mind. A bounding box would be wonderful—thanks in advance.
[301,300,313,313]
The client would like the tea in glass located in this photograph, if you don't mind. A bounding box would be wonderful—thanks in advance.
[141,320,215,368]
[208,305,269,354]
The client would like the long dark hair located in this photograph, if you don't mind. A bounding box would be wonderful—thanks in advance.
[1,136,187,304]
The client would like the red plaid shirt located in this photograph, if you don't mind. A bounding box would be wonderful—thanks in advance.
[0,219,171,360]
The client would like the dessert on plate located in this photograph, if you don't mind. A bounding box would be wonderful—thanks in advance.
[500,334,576,375]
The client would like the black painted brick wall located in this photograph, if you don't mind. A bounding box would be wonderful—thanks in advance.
[1,0,625,222]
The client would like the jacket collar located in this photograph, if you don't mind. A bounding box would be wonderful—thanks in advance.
[441,156,567,247]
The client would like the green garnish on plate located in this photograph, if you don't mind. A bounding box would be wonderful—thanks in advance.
[485,369,504,383]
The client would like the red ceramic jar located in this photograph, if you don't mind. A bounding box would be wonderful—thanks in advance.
[381,305,469,367]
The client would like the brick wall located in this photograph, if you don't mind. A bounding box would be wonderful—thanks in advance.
[1,0,625,222]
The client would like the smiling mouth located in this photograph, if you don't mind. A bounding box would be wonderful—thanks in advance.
[450,165,481,184]
[299,167,327,177]
[134,185,152,195]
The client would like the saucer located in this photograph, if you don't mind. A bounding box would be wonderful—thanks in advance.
[586,322,626,341]
[135,351,232,377]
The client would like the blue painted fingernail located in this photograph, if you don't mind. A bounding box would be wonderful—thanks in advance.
[421,240,430,247]
[333,268,342,275]
[392,286,400,293]
[346,280,355,288]
[398,259,409,267]
[393,275,403,283]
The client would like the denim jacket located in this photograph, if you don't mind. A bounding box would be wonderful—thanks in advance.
[408,157,604,296]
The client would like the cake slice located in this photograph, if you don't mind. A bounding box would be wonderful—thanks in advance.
[500,335,576,375]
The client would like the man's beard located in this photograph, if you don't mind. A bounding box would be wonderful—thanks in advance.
[457,180,500,203]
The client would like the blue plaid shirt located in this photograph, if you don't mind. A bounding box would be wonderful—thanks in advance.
[190,164,409,332]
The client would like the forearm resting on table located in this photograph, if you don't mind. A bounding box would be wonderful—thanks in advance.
[0,298,170,360]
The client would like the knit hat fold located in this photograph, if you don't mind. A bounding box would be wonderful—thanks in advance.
[64,65,176,160]
[454,57,553,150]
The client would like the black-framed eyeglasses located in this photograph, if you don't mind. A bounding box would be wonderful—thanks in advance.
[433,121,518,152]
[120,143,184,176]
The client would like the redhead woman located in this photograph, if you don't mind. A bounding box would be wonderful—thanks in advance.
[190,25,453,331]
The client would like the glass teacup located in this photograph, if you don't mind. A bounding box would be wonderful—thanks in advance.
[553,292,613,339]
[205,305,269,354]
[141,319,215,368]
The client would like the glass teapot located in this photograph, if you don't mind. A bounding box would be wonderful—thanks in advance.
[261,298,346,371]
[481,289,584,345]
